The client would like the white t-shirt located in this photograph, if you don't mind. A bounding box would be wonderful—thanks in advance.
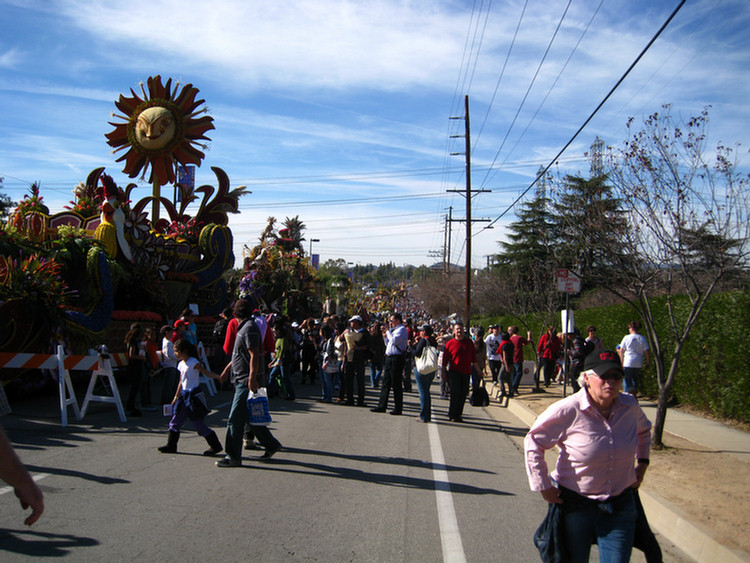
[619,333,649,368]
[178,357,201,392]
[485,333,502,360]
[162,338,177,369]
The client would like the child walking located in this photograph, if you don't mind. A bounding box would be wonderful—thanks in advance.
[157,339,223,456]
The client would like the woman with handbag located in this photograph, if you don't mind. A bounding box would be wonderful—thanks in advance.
[413,325,439,423]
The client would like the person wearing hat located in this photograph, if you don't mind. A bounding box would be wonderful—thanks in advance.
[178,307,198,346]
[524,349,651,563]
[173,319,189,341]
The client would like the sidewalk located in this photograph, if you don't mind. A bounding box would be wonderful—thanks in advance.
[637,401,750,464]
[482,380,750,563]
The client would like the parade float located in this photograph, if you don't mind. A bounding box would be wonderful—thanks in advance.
[0,76,248,393]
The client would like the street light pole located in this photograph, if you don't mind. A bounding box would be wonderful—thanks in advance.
[310,238,320,264]
[309,238,320,258]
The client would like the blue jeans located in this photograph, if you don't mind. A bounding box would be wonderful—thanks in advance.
[511,362,524,395]
[561,487,637,563]
[269,363,295,399]
[370,359,383,387]
[414,367,435,421]
[623,367,641,395]
[321,366,335,402]
[224,382,281,462]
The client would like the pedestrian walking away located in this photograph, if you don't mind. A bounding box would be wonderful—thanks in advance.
[217,298,282,467]
[618,321,651,396]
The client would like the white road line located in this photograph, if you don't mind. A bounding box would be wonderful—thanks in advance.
[0,473,50,496]
[428,422,468,563]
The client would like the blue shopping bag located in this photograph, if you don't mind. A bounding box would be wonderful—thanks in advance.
[247,387,272,426]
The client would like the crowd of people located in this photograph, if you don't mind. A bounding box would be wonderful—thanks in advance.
[113,304,659,563]
[119,300,653,449]
[1,300,656,563]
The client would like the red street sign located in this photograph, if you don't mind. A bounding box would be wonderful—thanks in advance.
[556,269,581,293]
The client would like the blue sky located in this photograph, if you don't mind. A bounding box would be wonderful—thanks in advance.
[1,0,748,269]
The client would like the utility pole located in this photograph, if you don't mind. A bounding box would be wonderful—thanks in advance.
[449,95,491,324]
[445,206,453,273]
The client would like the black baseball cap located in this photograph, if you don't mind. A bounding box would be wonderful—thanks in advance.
[583,349,624,378]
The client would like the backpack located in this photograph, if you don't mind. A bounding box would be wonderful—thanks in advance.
[470,381,490,407]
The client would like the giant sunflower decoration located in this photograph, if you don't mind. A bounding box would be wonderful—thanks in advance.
[105,75,215,186]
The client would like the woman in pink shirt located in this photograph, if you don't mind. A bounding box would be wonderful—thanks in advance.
[524,349,651,563]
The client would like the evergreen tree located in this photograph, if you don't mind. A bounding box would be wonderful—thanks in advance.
[551,174,626,286]
[495,186,558,290]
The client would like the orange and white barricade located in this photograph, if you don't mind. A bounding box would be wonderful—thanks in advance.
[0,346,129,426]
[80,347,128,423]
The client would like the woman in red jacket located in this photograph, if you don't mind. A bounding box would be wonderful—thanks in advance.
[537,326,561,387]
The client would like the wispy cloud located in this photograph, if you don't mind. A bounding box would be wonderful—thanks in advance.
[57,0,470,91]
[0,47,22,69]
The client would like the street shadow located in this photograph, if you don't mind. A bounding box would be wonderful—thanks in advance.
[495,423,530,438]
[0,527,99,557]
[3,419,95,451]
[24,464,129,485]
[240,446,513,497]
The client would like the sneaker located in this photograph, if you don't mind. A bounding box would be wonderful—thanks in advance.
[141,405,159,412]
[243,440,259,450]
[216,457,241,468]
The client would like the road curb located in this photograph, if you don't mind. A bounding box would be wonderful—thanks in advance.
[483,382,750,563]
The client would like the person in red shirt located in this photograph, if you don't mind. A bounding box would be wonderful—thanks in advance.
[537,325,562,387]
[441,322,476,423]
[509,326,532,397]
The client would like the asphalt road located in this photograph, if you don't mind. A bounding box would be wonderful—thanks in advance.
[0,379,691,562]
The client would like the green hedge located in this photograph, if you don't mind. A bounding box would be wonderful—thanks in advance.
[473,289,750,423]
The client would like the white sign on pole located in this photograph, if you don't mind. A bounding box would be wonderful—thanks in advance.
[556,269,581,293]
[561,309,575,333]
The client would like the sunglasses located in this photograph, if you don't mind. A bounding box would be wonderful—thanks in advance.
[596,370,624,381]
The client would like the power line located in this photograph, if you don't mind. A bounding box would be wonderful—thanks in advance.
[472,0,529,153]
[478,0,573,190]
[480,0,688,233]
[237,192,445,210]
[487,0,604,185]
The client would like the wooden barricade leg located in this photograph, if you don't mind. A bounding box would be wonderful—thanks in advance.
[80,354,127,422]
[57,345,81,427]
[197,341,217,397]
